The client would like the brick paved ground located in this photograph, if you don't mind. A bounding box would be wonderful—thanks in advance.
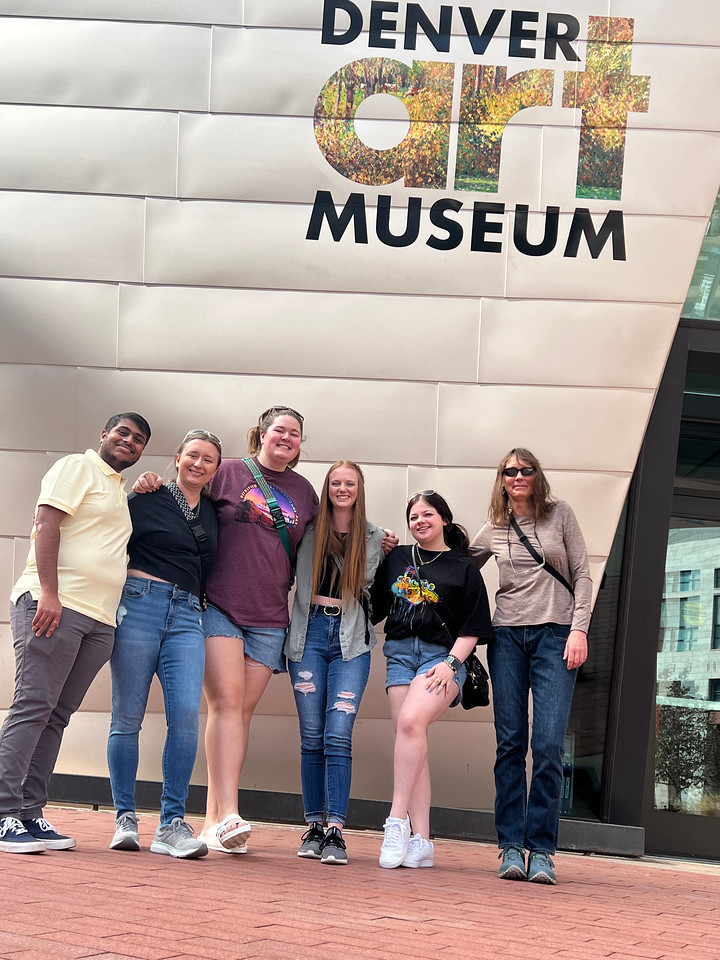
[0,808,718,960]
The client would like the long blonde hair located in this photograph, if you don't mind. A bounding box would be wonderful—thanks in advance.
[311,461,368,602]
[488,447,556,526]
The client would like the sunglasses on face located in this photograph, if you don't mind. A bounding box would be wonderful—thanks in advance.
[502,467,536,478]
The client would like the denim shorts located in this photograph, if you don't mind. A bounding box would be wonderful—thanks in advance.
[202,602,287,673]
[383,636,467,708]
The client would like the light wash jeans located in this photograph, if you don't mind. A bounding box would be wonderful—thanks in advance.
[107,577,205,825]
[288,608,371,825]
[488,623,577,855]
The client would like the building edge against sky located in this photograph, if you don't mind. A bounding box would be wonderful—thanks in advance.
[1,1,720,858]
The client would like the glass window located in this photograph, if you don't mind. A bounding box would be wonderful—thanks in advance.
[679,570,700,591]
[563,504,627,821]
[655,520,720,815]
[682,187,720,321]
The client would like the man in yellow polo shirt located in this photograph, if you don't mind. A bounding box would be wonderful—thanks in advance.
[0,413,151,855]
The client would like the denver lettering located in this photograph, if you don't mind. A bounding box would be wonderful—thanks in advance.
[321,1,581,61]
[305,191,627,261]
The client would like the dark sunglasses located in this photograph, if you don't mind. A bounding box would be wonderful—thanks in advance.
[261,405,304,426]
[407,489,437,502]
[183,429,222,449]
[502,467,536,477]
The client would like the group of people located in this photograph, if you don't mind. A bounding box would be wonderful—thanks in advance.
[0,405,591,886]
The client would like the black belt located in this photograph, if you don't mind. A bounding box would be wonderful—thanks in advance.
[311,603,341,617]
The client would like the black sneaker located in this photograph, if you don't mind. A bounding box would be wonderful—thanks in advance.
[297,822,325,859]
[320,827,347,865]
[21,817,76,850]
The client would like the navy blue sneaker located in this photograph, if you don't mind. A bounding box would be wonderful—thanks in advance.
[22,817,76,850]
[0,816,46,854]
[497,846,527,880]
[527,852,557,884]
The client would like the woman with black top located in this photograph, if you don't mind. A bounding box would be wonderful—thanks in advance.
[107,430,221,860]
[371,491,492,869]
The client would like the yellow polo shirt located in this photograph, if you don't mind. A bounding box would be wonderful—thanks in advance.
[11,449,131,627]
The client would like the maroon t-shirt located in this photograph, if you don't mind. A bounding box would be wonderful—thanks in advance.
[205,457,318,629]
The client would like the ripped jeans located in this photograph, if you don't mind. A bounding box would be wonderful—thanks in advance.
[288,607,371,825]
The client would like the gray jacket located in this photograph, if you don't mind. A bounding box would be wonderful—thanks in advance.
[285,521,386,662]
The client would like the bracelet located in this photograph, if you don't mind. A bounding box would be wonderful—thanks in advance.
[443,654,462,673]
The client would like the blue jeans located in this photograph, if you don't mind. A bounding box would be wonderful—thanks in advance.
[488,624,577,855]
[107,577,205,825]
[288,608,371,825]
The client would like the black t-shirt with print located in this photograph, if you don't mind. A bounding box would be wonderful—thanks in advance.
[371,545,493,648]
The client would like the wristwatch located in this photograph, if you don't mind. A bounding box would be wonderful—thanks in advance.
[443,655,463,673]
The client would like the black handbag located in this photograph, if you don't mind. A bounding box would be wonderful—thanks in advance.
[462,653,490,709]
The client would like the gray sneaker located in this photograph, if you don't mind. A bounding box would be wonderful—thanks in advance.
[297,822,325,859]
[498,846,527,880]
[527,851,557,884]
[320,827,347,865]
[110,813,140,851]
[150,818,208,859]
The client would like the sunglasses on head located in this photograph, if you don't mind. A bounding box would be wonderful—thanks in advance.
[502,467,536,478]
[183,429,222,448]
[407,489,437,502]
[261,405,304,426]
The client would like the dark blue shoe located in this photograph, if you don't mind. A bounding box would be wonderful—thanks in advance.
[0,816,46,854]
[497,846,527,880]
[527,852,557,884]
[22,817,76,850]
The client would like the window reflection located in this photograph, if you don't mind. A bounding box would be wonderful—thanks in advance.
[683,186,720,321]
[655,521,720,815]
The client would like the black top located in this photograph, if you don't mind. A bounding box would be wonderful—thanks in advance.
[371,545,493,648]
[127,487,218,598]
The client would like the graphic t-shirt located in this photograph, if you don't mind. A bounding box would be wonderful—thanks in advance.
[371,545,493,648]
[204,457,319,629]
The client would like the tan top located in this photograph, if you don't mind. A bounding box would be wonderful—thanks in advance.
[469,500,592,633]
[11,449,131,626]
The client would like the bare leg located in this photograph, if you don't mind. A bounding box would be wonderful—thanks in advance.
[387,677,453,838]
[202,637,271,833]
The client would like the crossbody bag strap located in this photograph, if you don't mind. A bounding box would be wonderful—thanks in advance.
[509,516,574,597]
[166,482,213,605]
[242,457,293,563]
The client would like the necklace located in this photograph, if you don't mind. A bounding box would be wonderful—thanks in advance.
[414,546,445,564]
[507,515,545,574]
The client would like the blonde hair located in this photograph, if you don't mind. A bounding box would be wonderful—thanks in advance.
[488,447,556,526]
[247,406,304,470]
[311,461,368,603]
[171,430,222,497]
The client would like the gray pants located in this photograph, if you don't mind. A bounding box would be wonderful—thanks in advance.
[0,592,114,820]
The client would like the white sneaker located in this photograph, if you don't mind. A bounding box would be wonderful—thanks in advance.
[199,826,247,855]
[379,816,411,869]
[401,833,434,868]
